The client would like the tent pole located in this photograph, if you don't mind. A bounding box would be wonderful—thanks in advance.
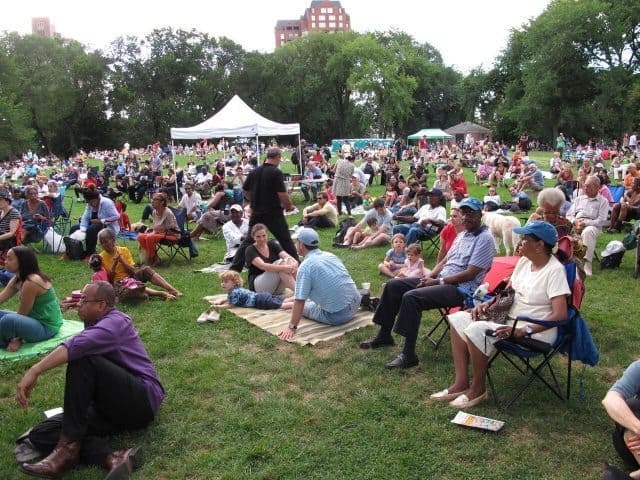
[256,133,259,165]
[298,135,302,176]
[172,140,179,203]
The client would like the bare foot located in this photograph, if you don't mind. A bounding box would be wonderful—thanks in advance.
[7,337,22,352]
[172,290,184,297]
[164,293,176,301]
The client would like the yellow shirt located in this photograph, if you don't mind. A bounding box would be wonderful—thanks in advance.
[99,246,135,282]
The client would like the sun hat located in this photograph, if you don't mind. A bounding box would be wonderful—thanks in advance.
[513,221,558,246]
[292,227,319,247]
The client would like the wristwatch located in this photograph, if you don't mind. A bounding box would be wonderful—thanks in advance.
[288,323,298,330]
[524,326,534,337]
[439,277,445,285]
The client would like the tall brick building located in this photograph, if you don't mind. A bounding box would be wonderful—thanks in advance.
[31,17,57,37]
[275,1,351,48]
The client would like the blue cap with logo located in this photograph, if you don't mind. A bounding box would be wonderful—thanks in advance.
[513,221,558,246]
[458,197,483,211]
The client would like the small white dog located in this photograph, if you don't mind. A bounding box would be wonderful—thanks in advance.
[482,212,521,255]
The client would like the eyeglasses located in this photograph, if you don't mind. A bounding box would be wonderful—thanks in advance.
[78,297,104,304]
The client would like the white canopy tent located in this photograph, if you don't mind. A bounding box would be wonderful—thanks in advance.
[170,94,300,139]
[170,95,302,196]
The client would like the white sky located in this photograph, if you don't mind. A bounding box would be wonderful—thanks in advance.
[1,0,551,73]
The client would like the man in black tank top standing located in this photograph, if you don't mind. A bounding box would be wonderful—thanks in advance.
[230,147,299,272]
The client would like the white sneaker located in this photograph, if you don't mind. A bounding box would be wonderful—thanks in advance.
[584,260,593,276]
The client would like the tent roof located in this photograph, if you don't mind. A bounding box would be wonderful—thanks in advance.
[407,128,453,141]
[170,95,300,139]
[445,121,492,135]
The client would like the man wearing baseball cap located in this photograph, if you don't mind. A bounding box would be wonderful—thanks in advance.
[278,228,361,341]
[360,197,494,369]
[392,188,446,245]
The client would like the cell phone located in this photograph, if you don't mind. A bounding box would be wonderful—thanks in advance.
[484,329,496,337]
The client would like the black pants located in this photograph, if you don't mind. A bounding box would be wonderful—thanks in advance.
[613,397,640,469]
[69,223,102,256]
[372,277,465,349]
[230,212,299,272]
[303,215,335,229]
[28,356,155,466]
[336,196,351,215]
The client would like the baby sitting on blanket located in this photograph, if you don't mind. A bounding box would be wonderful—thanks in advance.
[214,271,295,310]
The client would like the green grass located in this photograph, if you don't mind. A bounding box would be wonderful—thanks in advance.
[0,151,637,479]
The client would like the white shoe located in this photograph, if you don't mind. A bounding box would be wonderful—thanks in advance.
[584,261,593,276]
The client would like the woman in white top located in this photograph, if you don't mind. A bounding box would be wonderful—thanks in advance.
[431,221,570,408]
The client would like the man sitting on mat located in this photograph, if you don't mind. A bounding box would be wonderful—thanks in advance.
[278,228,361,340]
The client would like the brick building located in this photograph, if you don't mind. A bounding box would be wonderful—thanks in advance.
[275,1,351,48]
[31,17,57,37]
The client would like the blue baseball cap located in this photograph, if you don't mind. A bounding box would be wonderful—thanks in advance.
[428,188,443,197]
[458,197,483,211]
[513,221,558,246]
[293,227,319,247]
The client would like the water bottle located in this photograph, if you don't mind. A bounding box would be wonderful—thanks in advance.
[472,283,489,307]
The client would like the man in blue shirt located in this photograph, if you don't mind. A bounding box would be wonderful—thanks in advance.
[300,161,323,203]
[603,361,640,477]
[278,228,361,340]
[360,198,495,369]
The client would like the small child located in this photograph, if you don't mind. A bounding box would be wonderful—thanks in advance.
[351,217,379,249]
[89,254,110,283]
[362,191,372,210]
[378,233,407,278]
[396,244,430,278]
[384,184,398,207]
[214,271,294,310]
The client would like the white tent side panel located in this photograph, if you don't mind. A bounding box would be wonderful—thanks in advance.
[170,95,300,139]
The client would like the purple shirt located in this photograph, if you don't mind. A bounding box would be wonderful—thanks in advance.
[63,308,165,414]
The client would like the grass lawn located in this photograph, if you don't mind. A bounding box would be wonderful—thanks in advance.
[0,151,638,479]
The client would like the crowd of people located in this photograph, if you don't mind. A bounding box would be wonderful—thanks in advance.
[4,132,640,478]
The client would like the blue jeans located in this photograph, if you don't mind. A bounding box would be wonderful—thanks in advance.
[302,294,361,325]
[393,222,436,245]
[0,310,57,348]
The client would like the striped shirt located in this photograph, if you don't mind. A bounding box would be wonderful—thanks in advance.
[441,226,494,291]
[294,249,359,313]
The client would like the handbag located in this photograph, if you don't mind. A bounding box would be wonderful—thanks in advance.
[479,287,515,324]
[114,277,148,301]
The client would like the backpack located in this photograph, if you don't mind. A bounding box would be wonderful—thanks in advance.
[622,231,637,251]
[333,218,356,245]
[600,251,624,269]
[63,237,85,260]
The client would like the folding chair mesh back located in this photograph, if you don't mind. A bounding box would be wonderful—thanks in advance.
[426,256,519,349]
[156,207,191,264]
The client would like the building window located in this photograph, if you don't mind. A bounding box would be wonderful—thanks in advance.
[319,15,325,20]
[320,7,326,13]
[329,15,335,21]
[311,15,315,21]
[329,22,335,28]
[280,34,285,39]
[312,22,316,28]
[339,15,343,21]
[319,22,326,28]
[327,7,333,13]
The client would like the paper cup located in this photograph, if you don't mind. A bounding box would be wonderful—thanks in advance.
[362,282,371,291]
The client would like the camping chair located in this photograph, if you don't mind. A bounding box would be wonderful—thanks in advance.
[155,207,192,264]
[485,260,597,410]
[426,256,519,349]
[607,185,625,205]
[418,231,441,259]
[41,195,74,253]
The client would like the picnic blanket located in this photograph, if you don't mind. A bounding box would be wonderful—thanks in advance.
[203,295,374,346]
[0,319,84,362]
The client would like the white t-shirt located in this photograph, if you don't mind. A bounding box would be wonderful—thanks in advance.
[509,255,571,321]
[413,204,447,224]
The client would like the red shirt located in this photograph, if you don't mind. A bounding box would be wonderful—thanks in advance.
[439,223,459,254]
[449,177,468,195]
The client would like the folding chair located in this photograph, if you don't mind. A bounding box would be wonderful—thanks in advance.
[418,231,440,259]
[155,207,192,264]
[485,261,598,410]
[426,256,519,349]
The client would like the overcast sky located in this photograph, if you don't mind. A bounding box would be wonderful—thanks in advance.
[1,0,551,73]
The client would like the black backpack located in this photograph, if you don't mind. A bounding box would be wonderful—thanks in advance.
[63,237,85,260]
[600,251,624,269]
[333,218,356,245]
